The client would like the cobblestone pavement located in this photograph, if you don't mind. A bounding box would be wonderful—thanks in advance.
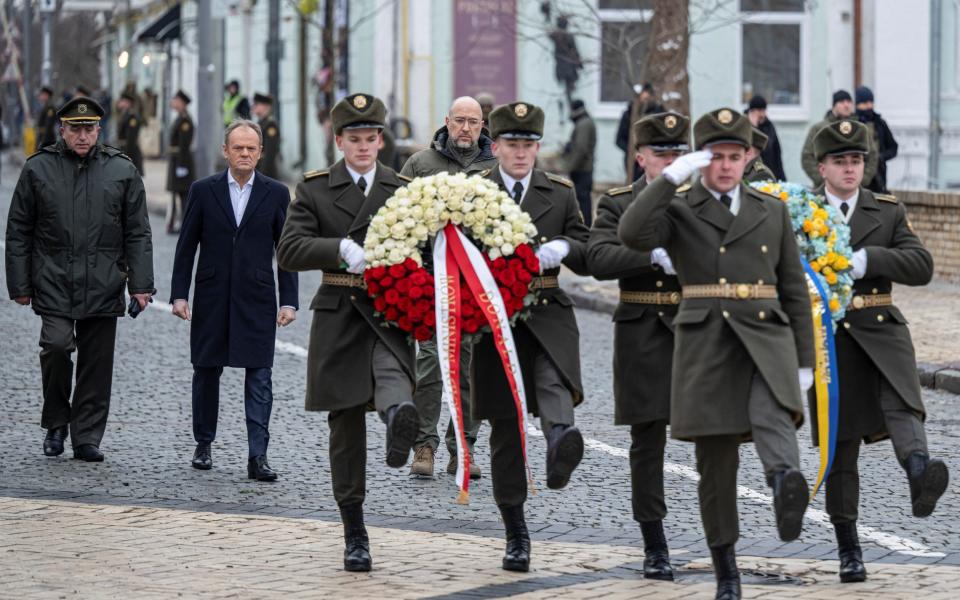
[1,158,959,598]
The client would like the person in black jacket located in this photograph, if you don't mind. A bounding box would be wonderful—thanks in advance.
[855,86,899,193]
[616,83,664,182]
[746,95,786,181]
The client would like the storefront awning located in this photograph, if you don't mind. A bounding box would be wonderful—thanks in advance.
[134,2,180,43]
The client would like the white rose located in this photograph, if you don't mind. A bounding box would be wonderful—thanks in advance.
[388,249,405,264]
[413,224,429,239]
[488,247,502,260]
[390,223,406,238]
[383,212,398,226]
[374,245,386,258]
[501,243,514,256]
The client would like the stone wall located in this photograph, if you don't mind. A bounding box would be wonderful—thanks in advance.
[895,190,960,283]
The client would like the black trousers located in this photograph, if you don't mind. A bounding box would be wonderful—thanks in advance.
[192,366,274,458]
[570,170,594,227]
[630,420,668,523]
[39,316,118,448]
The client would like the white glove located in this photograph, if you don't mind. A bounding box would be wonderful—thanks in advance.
[339,238,366,274]
[535,239,570,271]
[662,149,713,185]
[851,249,868,279]
[175,167,189,178]
[651,247,676,275]
[798,368,814,394]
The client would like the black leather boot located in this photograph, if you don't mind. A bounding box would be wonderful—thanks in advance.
[771,469,809,541]
[339,502,371,572]
[247,455,278,481]
[904,452,949,517]
[545,424,584,490]
[385,403,419,468]
[43,426,67,457]
[640,520,674,581]
[834,521,867,583]
[499,504,531,572]
[710,544,741,600]
[73,444,104,462]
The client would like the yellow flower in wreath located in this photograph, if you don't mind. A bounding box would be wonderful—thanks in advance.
[829,297,841,313]
[833,255,849,270]
[825,271,838,285]
[817,255,829,267]
[803,219,814,233]
[810,261,822,273]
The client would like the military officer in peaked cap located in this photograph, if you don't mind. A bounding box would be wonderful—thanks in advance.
[36,85,59,149]
[743,127,777,183]
[166,90,196,234]
[586,111,689,581]
[471,101,590,573]
[619,107,815,600]
[116,91,144,175]
[811,119,948,584]
[252,92,281,179]
[277,93,420,573]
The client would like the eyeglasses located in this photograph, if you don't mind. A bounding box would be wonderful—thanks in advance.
[451,117,481,128]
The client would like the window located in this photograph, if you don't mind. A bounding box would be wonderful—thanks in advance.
[739,2,806,113]
[598,2,654,104]
[741,0,805,11]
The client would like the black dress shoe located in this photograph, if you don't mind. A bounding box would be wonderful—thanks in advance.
[772,469,809,542]
[248,455,278,481]
[710,544,741,600]
[43,426,67,457]
[73,444,104,462]
[905,452,949,517]
[191,444,212,470]
[834,521,867,583]
[545,425,584,490]
[499,504,531,572]
[385,403,419,468]
[640,520,674,581]
[339,502,371,572]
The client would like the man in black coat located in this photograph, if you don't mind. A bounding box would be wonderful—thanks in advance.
[615,83,664,182]
[855,86,899,194]
[171,119,298,481]
[746,95,786,181]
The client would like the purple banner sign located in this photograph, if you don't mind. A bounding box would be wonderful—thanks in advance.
[453,0,517,104]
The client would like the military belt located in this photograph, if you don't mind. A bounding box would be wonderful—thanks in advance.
[682,283,777,300]
[322,273,365,288]
[848,293,892,311]
[620,290,681,305]
[531,276,559,290]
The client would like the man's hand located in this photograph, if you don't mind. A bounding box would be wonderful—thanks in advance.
[172,299,191,321]
[535,239,570,271]
[851,249,868,279]
[277,307,296,327]
[798,368,814,394]
[650,247,676,275]
[13,296,30,306]
[662,149,713,185]
[132,293,152,310]
[339,238,367,274]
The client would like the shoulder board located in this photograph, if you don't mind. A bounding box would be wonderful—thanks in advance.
[546,173,574,188]
[675,183,692,193]
[747,185,778,199]
[875,193,897,203]
[303,170,328,181]
[25,148,48,161]
[479,168,492,177]
[397,174,413,183]
[607,185,633,197]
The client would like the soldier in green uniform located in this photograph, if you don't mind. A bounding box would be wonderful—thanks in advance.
[166,90,195,234]
[36,86,58,149]
[811,120,949,584]
[619,108,815,600]
[253,92,281,179]
[5,97,155,462]
[586,111,689,581]
[276,93,420,573]
[743,127,776,183]
[116,92,144,175]
[471,101,590,573]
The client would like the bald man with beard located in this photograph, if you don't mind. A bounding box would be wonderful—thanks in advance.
[401,96,498,479]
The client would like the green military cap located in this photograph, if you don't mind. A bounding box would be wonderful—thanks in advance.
[56,96,104,125]
[488,101,544,140]
[331,93,387,135]
[633,111,690,151]
[814,119,869,161]
[751,127,769,152]
[693,107,752,149]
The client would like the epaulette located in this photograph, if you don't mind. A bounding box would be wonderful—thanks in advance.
[479,168,492,177]
[102,145,133,163]
[26,145,57,161]
[607,185,633,196]
[547,173,573,188]
[875,193,897,203]
[675,182,692,193]
[303,170,328,181]
[397,174,413,183]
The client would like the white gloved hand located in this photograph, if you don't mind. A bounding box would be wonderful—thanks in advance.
[339,238,367,274]
[851,249,868,279]
[651,247,676,275]
[535,239,571,271]
[662,149,713,185]
[175,167,189,178]
[798,367,814,394]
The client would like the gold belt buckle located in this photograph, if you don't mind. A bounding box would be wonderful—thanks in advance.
[851,296,865,309]
[669,292,681,304]
[735,284,751,299]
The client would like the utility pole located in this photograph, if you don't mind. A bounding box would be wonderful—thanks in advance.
[267,0,280,121]
[38,0,53,86]
[196,0,216,178]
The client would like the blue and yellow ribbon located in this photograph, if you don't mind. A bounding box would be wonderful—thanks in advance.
[803,263,840,499]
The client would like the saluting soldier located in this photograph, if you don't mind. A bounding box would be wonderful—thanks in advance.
[253,92,281,179]
[586,111,688,582]
[743,127,777,183]
[276,93,420,573]
[116,92,144,175]
[36,86,59,149]
[619,108,815,600]
[166,90,196,234]
[472,102,590,573]
[811,120,948,584]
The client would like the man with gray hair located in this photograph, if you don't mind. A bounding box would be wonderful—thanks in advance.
[401,96,498,479]
[171,118,299,480]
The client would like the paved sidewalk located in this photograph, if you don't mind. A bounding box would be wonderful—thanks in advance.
[3,494,959,600]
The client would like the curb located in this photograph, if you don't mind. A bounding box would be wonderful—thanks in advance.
[564,282,960,395]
